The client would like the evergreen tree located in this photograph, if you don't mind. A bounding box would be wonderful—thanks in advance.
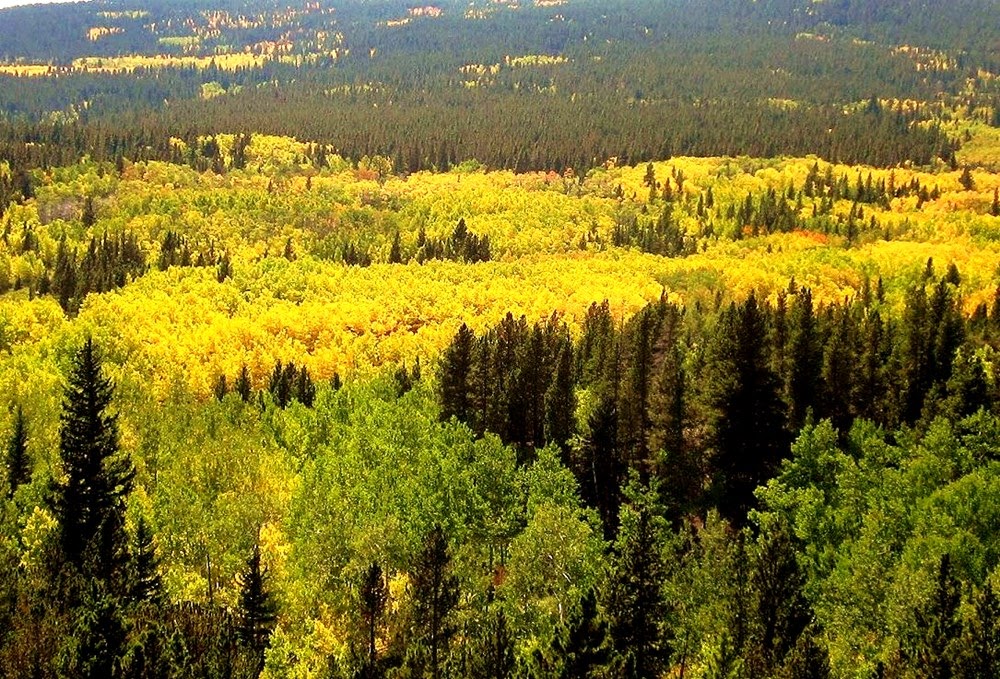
[53,337,134,577]
[409,524,460,679]
[577,395,623,538]
[773,626,831,679]
[746,523,811,675]
[959,166,975,191]
[4,406,30,498]
[543,339,576,452]
[604,475,671,679]
[991,188,999,217]
[473,608,515,679]
[704,293,788,523]
[358,562,388,677]
[128,516,163,606]
[785,288,821,430]
[53,235,77,313]
[550,589,610,679]
[81,196,96,228]
[438,323,475,424]
[235,365,253,402]
[957,584,1000,678]
[912,554,961,679]
[389,231,403,264]
[238,542,277,674]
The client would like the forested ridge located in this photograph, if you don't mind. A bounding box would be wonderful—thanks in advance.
[3,0,1000,677]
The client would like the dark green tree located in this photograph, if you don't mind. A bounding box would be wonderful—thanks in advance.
[746,523,812,675]
[5,406,30,498]
[549,589,610,679]
[235,365,253,402]
[409,524,460,679]
[238,542,277,674]
[785,288,822,430]
[912,554,962,679]
[81,196,96,228]
[604,475,671,679]
[53,235,77,313]
[957,584,1000,678]
[438,323,475,424]
[543,339,576,452]
[473,608,515,679]
[358,562,388,677]
[704,293,788,523]
[53,337,134,577]
[128,516,163,606]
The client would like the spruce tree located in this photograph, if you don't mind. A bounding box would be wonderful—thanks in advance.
[957,584,1000,677]
[912,554,961,678]
[543,339,575,452]
[359,562,388,676]
[747,523,811,675]
[474,608,515,679]
[604,475,671,679]
[785,288,821,431]
[128,516,163,605]
[53,338,134,576]
[5,406,30,498]
[704,293,787,523]
[235,365,253,402]
[409,524,460,679]
[438,323,475,424]
[238,542,277,673]
[550,589,610,679]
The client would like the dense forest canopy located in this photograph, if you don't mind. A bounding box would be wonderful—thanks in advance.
[2,0,1000,677]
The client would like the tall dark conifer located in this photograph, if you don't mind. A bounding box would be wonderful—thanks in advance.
[604,475,671,679]
[5,406,30,498]
[543,339,576,452]
[238,542,277,674]
[550,589,610,679]
[439,324,475,424]
[53,338,134,576]
[409,524,460,679]
[704,293,787,524]
[359,562,388,676]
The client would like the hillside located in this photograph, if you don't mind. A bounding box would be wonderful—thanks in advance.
[1,1,1000,678]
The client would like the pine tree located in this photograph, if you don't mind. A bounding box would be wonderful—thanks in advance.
[785,288,821,430]
[438,323,475,424]
[604,475,671,679]
[645,310,689,515]
[912,554,961,678]
[474,609,515,679]
[704,293,788,523]
[235,365,253,402]
[81,196,96,228]
[991,188,999,217]
[577,395,623,539]
[543,339,576,451]
[5,405,30,498]
[957,584,1000,677]
[409,524,460,679]
[550,589,610,679]
[53,338,134,576]
[747,523,811,675]
[959,167,975,191]
[53,235,77,313]
[358,562,388,677]
[238,542,277,672]
[128,516,163,605]
[389,231,403,264]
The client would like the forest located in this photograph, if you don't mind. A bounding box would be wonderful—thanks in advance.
[2,0,1000,678]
